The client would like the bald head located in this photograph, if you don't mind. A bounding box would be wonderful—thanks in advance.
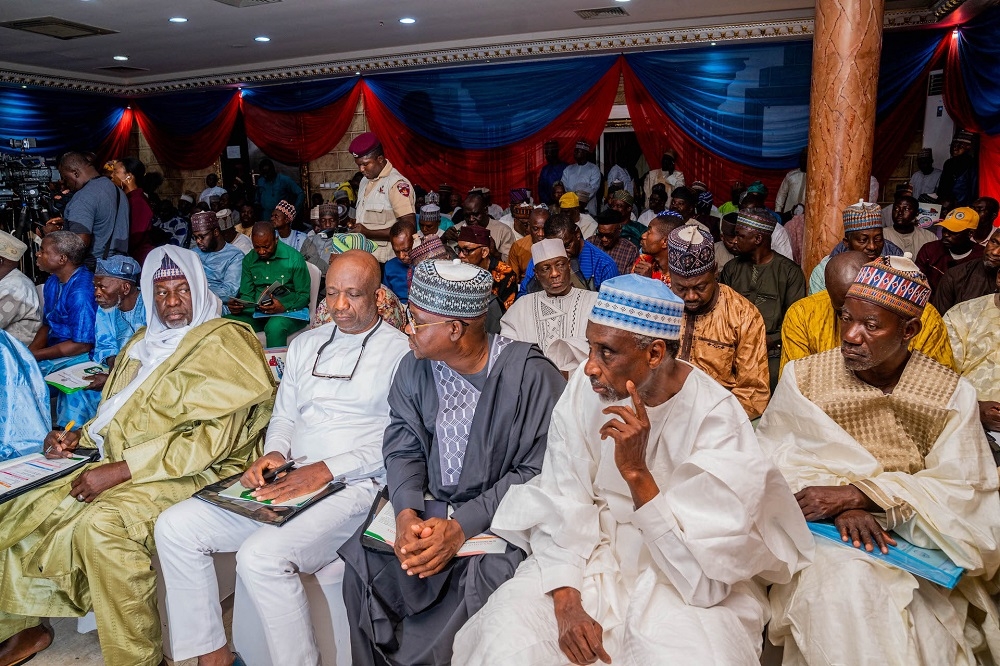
[326,249,382,334]
[825,251,867,311]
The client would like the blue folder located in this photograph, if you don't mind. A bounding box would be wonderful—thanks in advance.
[808,521,964,589]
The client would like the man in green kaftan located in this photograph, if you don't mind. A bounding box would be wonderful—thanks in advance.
[0,246,275,666]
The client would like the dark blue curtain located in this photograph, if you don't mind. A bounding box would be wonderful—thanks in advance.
[133,89,237,135]
[877,29,945,119]
[241,77,356,112]
[956,9,1000,134]
[364,55,618,149]
[0,86,125,156]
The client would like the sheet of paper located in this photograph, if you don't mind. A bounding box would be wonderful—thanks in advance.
[218,480,323,508]
[0,453,92,493]
[363,499,508,556]
[44,362,108,393]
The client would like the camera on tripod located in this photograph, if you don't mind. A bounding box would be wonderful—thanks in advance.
[1,138,60,282]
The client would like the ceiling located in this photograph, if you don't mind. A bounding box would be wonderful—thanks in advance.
[0,0,956,92]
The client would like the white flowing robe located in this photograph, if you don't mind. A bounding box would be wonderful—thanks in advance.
[757,355,1000,666]
[454,364,813,665]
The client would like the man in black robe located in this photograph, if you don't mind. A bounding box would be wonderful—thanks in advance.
[339,258,566,665]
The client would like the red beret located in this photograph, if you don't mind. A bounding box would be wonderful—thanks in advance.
[349,132,381,158]
[458,225,490,246]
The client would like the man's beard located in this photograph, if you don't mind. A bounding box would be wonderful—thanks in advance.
[590,378,625,403]
[842,347,875,371]
[163,316,192,330]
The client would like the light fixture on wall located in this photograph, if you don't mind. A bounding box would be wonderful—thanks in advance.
[169,17,188,23]
[399,17,416,24]
[113,55,129,61]
[254,36,271,42]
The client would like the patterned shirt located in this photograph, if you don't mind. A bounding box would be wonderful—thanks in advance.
[588,236,639,276]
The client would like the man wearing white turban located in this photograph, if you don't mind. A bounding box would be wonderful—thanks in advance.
[0,246,276,666]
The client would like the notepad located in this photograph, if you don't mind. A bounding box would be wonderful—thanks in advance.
[44,361,108,393]
[0,450,100,503]
[808,521,964,589]
[218,480,325,508]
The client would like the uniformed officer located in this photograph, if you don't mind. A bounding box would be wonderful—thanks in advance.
[348,132,417,262]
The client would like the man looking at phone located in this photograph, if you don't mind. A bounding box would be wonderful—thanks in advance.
[226,221,311,347]
[155,250,410,666]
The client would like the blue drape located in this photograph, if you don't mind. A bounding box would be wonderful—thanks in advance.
[0,86,125,156]
[956,10,1000,134]
[134,89,236,135]
[364,55,619,149]
[240,77,356,112]
[877,30,944,119]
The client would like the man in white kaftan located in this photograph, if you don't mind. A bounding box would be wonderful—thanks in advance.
[758,254,1000,666]
[154,250,409,666]
[455,273,812,665]
[500,239,597,371]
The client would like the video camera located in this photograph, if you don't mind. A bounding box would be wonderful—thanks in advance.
[0,139,60,219]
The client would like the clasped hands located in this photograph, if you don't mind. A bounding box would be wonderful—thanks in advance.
[795,485,897,554]
[394,509,465,579]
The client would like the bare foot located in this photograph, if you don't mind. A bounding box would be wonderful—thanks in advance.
[0,624,53,666]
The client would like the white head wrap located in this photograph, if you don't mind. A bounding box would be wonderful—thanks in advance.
[531,238,567,265]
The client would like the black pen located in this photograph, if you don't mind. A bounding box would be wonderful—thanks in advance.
[261,460,295,484]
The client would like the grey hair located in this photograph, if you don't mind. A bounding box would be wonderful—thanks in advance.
[631,332,679,358]
[45,230,87,265]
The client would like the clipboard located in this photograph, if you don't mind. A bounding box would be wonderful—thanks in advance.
[193,471,346,526]
[0,448,100,504]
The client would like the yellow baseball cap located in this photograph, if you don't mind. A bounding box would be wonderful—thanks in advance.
[559,192,580,209]
[936,206,980,232]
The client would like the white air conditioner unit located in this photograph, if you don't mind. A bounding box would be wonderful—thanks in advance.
[922,70,954,169]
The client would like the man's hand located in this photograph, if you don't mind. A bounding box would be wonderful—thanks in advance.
[351,223,372,237]
[441,226,460,244]
[227,298,246,315]
[632,259,654,278]
[86,372,109,392]
[794,485,871,521]
[552,587,611,665]
[258,296,286,315]
[399,517,465,578]
[834,509,897,554]
[43,429,80,459]
[980,401,1000,432]
[601,381,651,476]
[394,508,424,565]
[42,217,64,235]
[240,451,286,489]
[250,461,332,504]
[70,461,130,503]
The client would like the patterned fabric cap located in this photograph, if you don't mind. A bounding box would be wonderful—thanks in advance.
[656,209,685,221]
[179,194,194,204]
[190,211,218,232]
[610,189,634,206]
[531,238,567,265]
[667,226,716,277]
[846,253,930,320]
[96,255,141,284]
[216,209,237,231]
[509,188,531,204]
[559,192,580,209]
[420,203,441,221]
[348,132,381,157]
[842,199,882,233]
[574,190,591,204]
[409,259,493,319]
[329,233,377,255]
[0,231,27,261]
[152,254,186,283]
[274,200,296,221]
[409,234,450,265]
[746,181,768,195]
[736,209,777,234]
[690,180,709,192]
[589,274,684,340]
[576,139,592,152]
[936,206,979,232]
[953,129,975,146]
[918,148,933,159]
[318,203,338,218]
[425,191,440,205]
[697,190,714,208]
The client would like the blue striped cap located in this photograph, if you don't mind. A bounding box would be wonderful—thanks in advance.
[589,274,683,340]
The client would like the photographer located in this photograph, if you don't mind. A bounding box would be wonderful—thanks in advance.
[55,151,129,270]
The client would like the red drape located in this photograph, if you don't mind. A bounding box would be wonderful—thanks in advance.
[361,60,622,196]
[242,83,363,164]
[621,61,787,207]
[96,108,134,166]
[872,37,949,190]
[134,94,240,170]
[979,134,1000,196]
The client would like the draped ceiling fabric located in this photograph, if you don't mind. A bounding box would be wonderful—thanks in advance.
[363,58,622,199]
[133,91,240,170]
[0,86,126,158]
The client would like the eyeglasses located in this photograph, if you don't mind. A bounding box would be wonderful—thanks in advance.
[455,245,484,256]
[311,319,382,380]
[404,307,469,334]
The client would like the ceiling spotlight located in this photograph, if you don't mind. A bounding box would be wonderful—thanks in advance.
[169,17,188,23]
[399,17,416,24]
[254,36,271,42]
[21,85,27,89]
[711,41,717,46]
[614,0,631,3]
[355,71,362,75]
[113,55,129,61]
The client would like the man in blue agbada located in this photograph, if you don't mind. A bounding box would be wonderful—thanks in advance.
[88,255,145,393]
[28,231,99,428]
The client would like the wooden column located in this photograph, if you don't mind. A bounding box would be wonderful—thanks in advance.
[803,0,885,275]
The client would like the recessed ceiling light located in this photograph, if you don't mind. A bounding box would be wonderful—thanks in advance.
[399,17,416,24]
[711,41,717,46]
[169,17,188,23]
[21,85,27,89]
[113,55,129,61]
[615,0,630,3]
[355,71,361,75]
[254,36,270,42]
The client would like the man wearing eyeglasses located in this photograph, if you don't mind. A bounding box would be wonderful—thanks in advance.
[155,250,410,666]
[339,258,566,666]
[588,208,639,275]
